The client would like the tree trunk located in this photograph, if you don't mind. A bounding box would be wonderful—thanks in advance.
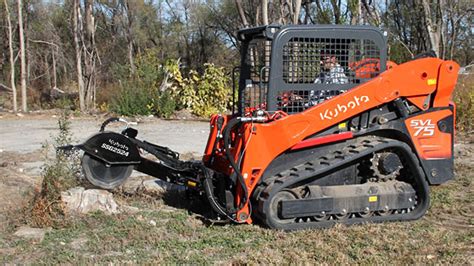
[52,47,57,89]
[293,0,302,24]
[421,0,443,57]
[125,0,135,74]
[4,0,18,112]
[18,0,27,112]
[262,0,268,25]
[73,0,86,111]
[303,1,313,24]
[362,0,381,26]
[235,0,249,27]
[350,0,362,25]
[84,0,96,110]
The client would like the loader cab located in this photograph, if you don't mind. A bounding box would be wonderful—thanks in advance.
[236,24,388,115]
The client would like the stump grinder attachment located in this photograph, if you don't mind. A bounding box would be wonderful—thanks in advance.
[63,25,460,230]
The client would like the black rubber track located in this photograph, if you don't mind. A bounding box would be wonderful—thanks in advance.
[254,136,430,231]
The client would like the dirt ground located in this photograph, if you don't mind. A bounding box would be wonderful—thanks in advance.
[0,112,472,263]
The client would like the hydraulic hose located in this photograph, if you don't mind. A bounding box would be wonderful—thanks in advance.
[204,116,265,221]
[222,118,249,207]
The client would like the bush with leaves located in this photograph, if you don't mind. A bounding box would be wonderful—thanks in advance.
[111,50,230,118]
[111,50,177,117]
[171,63,230,117]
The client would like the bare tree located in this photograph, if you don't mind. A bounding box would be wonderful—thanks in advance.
[349,0,362,25]
[124,0,135,74]
[73,0,86,111]
[18,0,27,112]
[4,0,17,112]
[235,0,249,27]
[262,0,269,25]
[362,0,381,26]
[421,0,444,57]
[293,0,302,24]
[83,0,98,109]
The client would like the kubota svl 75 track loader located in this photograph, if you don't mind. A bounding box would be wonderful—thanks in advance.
[64,25,459,230]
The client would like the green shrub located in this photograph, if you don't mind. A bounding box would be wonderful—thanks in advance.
[172,63,230,117]
[149,90,176,119]
[111,50,230,118]
[111,84,153,116]
[110,49,169,117]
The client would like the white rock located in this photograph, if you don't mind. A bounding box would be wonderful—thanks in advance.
[142,179,168,194]
[121,205,140,214]
[14,226,51,242]
[121,177,182,196]
[149,220,156,226]
[61,187,120,215]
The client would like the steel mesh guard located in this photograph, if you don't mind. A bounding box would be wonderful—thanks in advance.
[239,26,387,115]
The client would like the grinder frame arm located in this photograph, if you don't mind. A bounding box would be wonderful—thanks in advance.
[58,117,245,222]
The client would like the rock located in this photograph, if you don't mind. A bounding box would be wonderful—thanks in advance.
[70,236,88,250]
[61,187,120,215]
[121,205,140,214]
[14,226,51,242]
[120,177,183,196]
[149,220,156,226]
[143,179,168,194]
[121,178,144,195]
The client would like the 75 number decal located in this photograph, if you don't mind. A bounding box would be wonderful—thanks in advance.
[410,119,435,136]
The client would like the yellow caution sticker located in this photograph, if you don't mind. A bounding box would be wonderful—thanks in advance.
[187,181,197,187]
[338,122,347,129]
[369,196,378,202]
[427,79,437,85]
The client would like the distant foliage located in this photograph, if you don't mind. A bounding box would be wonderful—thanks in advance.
[111,50,176,117]
[111,52,230,118]
[170,61,230,117]
[111,84,152,116]
[454,74,474,133]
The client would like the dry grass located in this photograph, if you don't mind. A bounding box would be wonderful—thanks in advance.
[1,154,472,264]
[454,73,474,133]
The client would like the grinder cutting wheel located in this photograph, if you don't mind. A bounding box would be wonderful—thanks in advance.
[81,154,134,189]
[62,24,459,230]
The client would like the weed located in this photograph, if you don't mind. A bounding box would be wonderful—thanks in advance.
[26,111,81,228]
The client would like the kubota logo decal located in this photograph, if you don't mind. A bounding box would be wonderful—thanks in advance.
[319,95,370,120]
[410,119,435,136]
[100,138,130,157]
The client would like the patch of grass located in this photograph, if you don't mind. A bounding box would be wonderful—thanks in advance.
[3,145,472,264]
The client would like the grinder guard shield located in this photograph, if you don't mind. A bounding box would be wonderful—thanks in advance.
[80,132,141,165]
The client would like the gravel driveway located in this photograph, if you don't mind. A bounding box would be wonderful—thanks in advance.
[0,116,209,154]
[0,115,210,176]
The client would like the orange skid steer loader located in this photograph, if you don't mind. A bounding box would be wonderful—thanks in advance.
[63,25,459,230]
